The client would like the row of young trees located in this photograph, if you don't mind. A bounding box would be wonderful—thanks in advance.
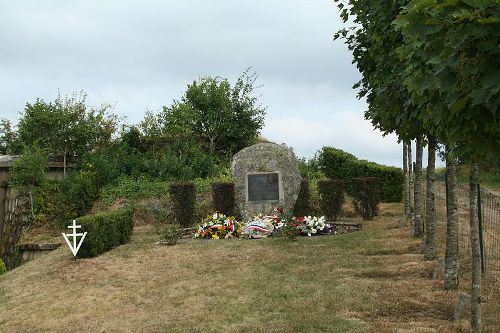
[333,1,499,331]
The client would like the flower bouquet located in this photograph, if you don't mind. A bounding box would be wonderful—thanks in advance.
[299,216,327,236]
[240,213,276,238]
[194,213,241,239]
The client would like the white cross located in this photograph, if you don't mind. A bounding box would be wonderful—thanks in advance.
[62,220,87,256]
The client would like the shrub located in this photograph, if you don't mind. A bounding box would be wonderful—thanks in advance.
[76,208,134,258]
[9,144,48,187]
[293,179,311,217]
[278,220,301,241]
[351,177,381,220]
[61,170,99,217]
[0,259,6,275]
[318,146,403,202]
[195,196,211,226]
[212,182,235,216]
[169,182,196,227]
[318,179,345,221]
[163,224,181,245]
[100,176,169,205]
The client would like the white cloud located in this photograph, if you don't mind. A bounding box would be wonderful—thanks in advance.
[262,112,403,167]
[0,0,430,168]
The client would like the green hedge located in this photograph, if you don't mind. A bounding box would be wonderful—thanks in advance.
[293,179,311,217]
[318,179,345,221]
[351,177,381,220]
[318,147,403,202]
[76,208,134,258]
[212,182,236,216]
[170,182,196,227]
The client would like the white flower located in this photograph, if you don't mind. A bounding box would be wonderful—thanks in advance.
[312,229,317,234]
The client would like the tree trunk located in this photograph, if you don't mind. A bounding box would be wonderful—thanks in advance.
[444,146,459,290]
[403,141,409,220]
[408,140,414,223]
[424,136,437,260]
[413,137,424,237]
[209,136,216,156]
[0,188,31,270]
[469,163,481,333]
[63,146,67,176]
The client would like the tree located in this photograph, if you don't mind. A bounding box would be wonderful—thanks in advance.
[413,137,424,237]
[9,144,48,220]
[161,69,266,157]
[424,136,437,260]
[0,119,22,155]
[9,145,47,188]
[444,147,459,290]
[396,2,500,330]
[18,92,118,174]
[332,0,426,228]
[402,142,409,223]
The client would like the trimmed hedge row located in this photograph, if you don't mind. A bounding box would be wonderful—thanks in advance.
[170,182,196,227]
[319,147,403,202]
[351,177,381,220]
[212,182,236,216]
[77,208,134,258]
[318,179,345,221]
[293,179,311,217]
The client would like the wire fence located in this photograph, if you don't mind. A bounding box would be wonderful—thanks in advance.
[432,181,500,278]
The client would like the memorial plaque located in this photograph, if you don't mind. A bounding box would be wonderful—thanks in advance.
[247,173,279,201]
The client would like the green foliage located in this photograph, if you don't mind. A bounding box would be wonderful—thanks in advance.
[81,143,144,188]
[395,1,500,160]
[0,259,6,275]
[120,126,142,151]
[17,91,117,163]
[100,176,169,205]
[163,224,181,246]
[76,208,134,258]
[169,182,196,227]
[160,69,266,156]
[319,147,403,202]
[333,0,421,141]
[293,179,311,217]
[139,110,165,140]
[318,147,357,180]
[298,156,323,180]
[0,118,22,154]
[60,170,99,217]
[212,182,235,216]
[318,179,345,221]
[36,180,78,228]
[351,177,381,221]
[9,145,48,188]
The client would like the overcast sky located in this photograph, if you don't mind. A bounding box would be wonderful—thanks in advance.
[0,0,408,167]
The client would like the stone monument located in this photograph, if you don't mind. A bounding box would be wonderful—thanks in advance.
[231,143,302,221]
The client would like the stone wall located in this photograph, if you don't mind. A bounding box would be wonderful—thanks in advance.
[0,186,31,269]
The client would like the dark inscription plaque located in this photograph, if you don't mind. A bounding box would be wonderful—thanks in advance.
[247,173,279,201]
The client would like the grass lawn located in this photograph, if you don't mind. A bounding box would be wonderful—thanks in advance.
[1,204,498,332]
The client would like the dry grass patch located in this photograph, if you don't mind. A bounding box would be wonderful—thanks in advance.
[1,203,498,332]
